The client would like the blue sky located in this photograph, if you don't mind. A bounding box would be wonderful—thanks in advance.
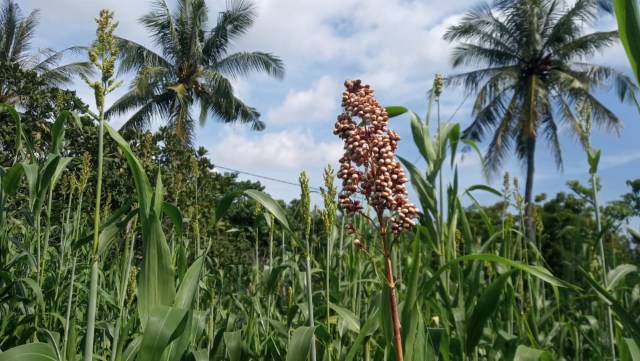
[19,0,640,209]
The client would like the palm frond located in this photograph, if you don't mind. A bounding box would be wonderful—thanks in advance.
[445,65,517,93]
[553,31,618,61]
[118,92,175,131]
[581,91,622,133]
[204,0,256,62]
[167,82,195,143]
[106,88,157,120]
[40,61,94,87]
[0,0,39,65]
[215,51,284,80]
[199,70,263,130]
[178,0,207,65]
[484,90,521,173]
[115,37,173,75]
[542,0,598,52]
[464,85,514,141]
[552,92,589,148]
[139,0,179,61]
[577,63,638,102]
[450,43,520,68]
[540,112,564,170]
[8,6,38,65]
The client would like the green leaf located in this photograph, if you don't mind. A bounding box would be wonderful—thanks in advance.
[174,256,204,309]
[213,190,243,227]
[425,254,573,295]
[50,157,74,191]
[244,190,290,231]
[329,303,360,333]
[581,268,640,341]
[136,305,189,361]
[615,0,640,84]
[162,202,183,236]
[105,123,176,327]
[50,110,81,155]
[244,189,307,253]
[409,111,435,163]
[607,264,637,290]
[138,211,176,328]
[1,104,22,158]
[513,345,553,361]
[224,331,243,361]
[587,148,601,175]
[624,338,640,361]
[35,155,60,210]
[464,184,502,198]
[38,329,62,361]
[2,163,24,195]
[165,256,205,361]
[187,349,209,361]
[0,343,57,361]
[345,310,378,361]
[385,106,409,118]
[122,336,142,361]
[96,208,137,258]
[466,270,515,352]
[286,326,317,361]
[398,155,437,215]
[104,123,152,218]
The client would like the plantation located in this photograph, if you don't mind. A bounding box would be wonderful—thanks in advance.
[1,0,640,360]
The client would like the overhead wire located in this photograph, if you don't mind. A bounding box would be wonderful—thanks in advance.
[213,165,322,192]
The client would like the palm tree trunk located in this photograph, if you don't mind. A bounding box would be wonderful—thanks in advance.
[524,138,536,243]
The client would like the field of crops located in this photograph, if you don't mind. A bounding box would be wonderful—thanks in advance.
[2,1,640,361]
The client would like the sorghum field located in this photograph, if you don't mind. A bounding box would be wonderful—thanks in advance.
[1,0,640,360]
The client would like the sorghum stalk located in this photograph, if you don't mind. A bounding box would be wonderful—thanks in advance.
[334,80,418,361]
[299,171,317,361]
[578,98,616,360]
[81,10,122,361]
[320,165,337,359]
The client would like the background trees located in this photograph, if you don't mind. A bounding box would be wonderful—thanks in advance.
[443,0,636,242]
[106,0,285,144]
[0,0,92,97]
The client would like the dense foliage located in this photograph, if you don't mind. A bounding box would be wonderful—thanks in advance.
[1,0,640,360]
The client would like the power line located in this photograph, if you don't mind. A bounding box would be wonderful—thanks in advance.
[213,165,322,192]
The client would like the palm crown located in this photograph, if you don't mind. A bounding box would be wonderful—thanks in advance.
[443,0,636,241]
[0,0,92,100]
[106,0,285,143]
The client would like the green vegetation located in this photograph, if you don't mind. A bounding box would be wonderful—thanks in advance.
[106,0,285,144]
[1,0,640,360]
[443,0,636,243]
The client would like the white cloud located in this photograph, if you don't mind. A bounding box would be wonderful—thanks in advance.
[266,75,340,124]
[208,128,343,171]
[600,149,640,169]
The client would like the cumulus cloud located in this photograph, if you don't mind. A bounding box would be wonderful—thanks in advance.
[208,128,343,171]
[266,75,340,124]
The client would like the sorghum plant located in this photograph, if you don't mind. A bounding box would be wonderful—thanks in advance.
[333,79,418,361]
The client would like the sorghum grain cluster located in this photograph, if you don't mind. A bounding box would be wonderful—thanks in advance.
[333,79,418,233]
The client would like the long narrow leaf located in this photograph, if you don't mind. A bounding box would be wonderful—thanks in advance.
[136,305,189,361]
[0,343,56,361]
[286,326,317,361]
[615,0,640,83]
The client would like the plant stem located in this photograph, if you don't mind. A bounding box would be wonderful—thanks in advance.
[591,174,615,360]
[84,94,105,361]
[380,218,403,361]
[305,251,317,361]
[383,243,403,361]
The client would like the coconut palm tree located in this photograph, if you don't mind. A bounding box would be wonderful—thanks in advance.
[0,0,92,98]
[106,0,284,144]
[443,0,636,241]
